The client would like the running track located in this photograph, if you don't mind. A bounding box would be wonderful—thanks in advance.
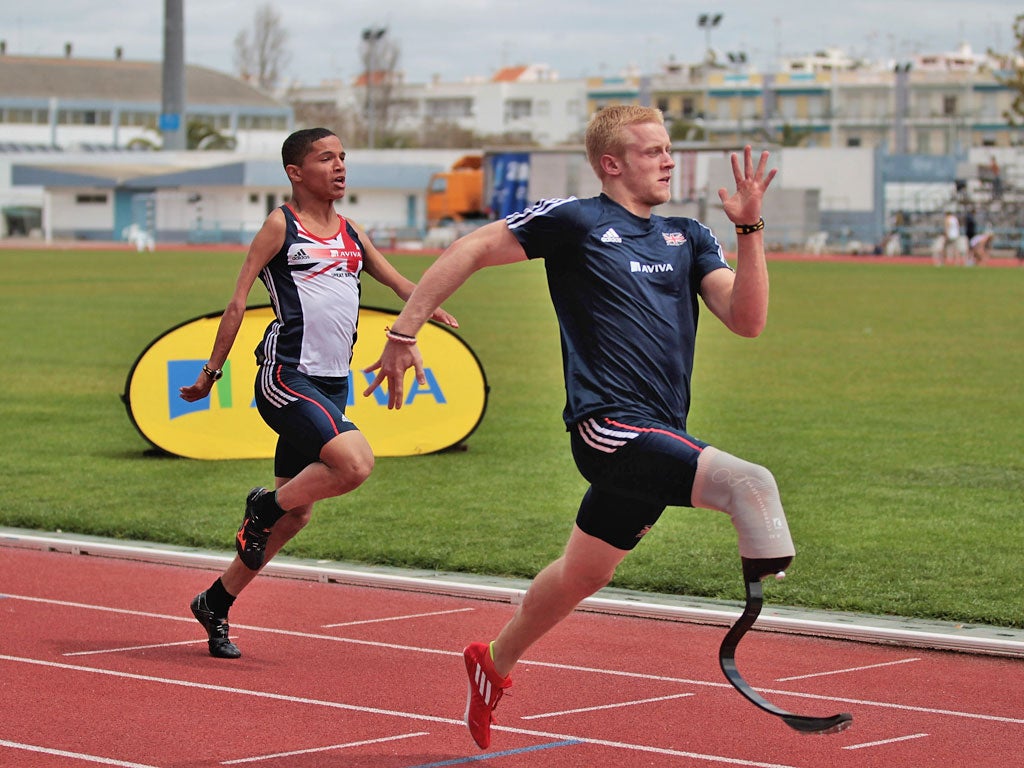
[2,533,1023,768]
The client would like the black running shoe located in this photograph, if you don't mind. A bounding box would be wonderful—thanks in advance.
[190,592,241,659]
[236,487,273,571]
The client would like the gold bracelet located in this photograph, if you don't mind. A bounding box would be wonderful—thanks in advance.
[735,217,765,235]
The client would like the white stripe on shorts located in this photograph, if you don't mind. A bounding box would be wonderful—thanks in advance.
[577,418,639,454]
[258,364,296,408]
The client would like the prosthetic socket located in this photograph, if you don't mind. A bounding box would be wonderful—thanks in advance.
[691,447,796,567]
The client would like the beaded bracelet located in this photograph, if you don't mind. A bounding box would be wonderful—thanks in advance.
[384,326,417,345]
[735,217,765,235]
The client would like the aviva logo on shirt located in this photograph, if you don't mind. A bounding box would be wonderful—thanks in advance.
[122,306,488,459]
[630,261,674,273]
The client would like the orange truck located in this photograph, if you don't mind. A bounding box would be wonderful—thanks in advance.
[426,155,487,226]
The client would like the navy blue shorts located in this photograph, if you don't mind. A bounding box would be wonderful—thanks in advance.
[254,364,360,478]
[569,415,709,550]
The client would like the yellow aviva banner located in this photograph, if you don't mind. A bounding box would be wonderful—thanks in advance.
[122,306,488,459]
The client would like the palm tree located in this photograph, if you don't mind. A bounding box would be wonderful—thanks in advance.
[124,119,237,151]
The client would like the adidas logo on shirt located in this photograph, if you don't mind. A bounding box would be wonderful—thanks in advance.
[600,228,622,244]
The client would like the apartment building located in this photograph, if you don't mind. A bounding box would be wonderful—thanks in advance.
[309,43,1021,153]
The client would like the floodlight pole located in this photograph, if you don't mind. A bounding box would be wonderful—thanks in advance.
[697,13,723,64]
[362,26,387,149]
[162,0,186,150]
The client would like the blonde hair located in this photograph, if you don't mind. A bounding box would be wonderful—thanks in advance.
[584,105,665,174]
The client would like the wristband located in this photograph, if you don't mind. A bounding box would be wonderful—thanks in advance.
[385,326,417,345]
[735,217,765,235]
[202,364,223,381]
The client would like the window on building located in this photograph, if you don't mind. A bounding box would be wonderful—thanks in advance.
[236,114,286,130]
[874,92,892,119]
[240,115,265,130]
[806,94,827,119]
[846,136,862,147]
[909,92,929,118]
[4,108,49,124]
[942,94,958,117]
[505,99,532,121]
[425,98,473,120]
[979,93,999,119]
[843,92,861,118]
[75,194,108,204]
[682,97,696,118]
[915,129,931,154]
[392,98,420,119]
[121,111,157,127]
[206,114,231,129]
[84,110,112,126]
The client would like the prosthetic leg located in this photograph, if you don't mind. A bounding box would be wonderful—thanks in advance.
[692,448,853,734]
[719,556,853,734]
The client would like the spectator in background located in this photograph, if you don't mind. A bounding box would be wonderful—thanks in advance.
[964,207,977,243]
[969,231,994,266]
[938,210,962,266]
[990,156,1003,200]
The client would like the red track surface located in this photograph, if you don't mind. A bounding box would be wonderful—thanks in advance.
[2,545,1022,768]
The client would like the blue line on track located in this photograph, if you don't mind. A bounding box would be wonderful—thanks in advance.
[403,740,583,767]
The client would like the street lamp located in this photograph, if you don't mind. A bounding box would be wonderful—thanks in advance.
[362,26,387,148]
[697,13,723,64]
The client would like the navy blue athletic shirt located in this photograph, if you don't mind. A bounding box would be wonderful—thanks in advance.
[506,193,731,431]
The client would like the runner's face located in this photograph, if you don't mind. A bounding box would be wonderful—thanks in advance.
[298,135,347,200]
[619,123,674,207]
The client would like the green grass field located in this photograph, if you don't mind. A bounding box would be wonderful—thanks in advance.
[1,247,1021,627]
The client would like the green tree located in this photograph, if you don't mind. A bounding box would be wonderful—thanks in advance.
[186,121,237,150]
[776,123,814,147]
[124,119,237,151]
[991,13,1024,126]
[234,4,290,93]
[669,120,706,142]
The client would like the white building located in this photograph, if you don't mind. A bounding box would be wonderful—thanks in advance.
[0,52,294,153]
[7,148,474,244]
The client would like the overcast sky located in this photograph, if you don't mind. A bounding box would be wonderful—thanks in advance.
[3,1,1021,86]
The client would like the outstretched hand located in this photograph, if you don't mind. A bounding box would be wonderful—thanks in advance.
[179,375,214,403]
[717,145,777,225]
[363,341,423,410]
[431,306,459,329]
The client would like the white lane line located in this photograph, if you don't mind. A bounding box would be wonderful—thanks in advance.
[220,732,430,764]
[5,532,1024,659]
[65,638,211,656]
[7,593,1024,726]
[1,652,463,723]
[322,607,474,628]
[776,657,921,682]
[510,659,1024,725]
[843,733,930,750]
[0,654,800,768]
[0,738,159,767]
[521,692,695,720]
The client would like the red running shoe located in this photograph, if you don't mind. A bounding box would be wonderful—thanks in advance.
[463,641,513,749]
